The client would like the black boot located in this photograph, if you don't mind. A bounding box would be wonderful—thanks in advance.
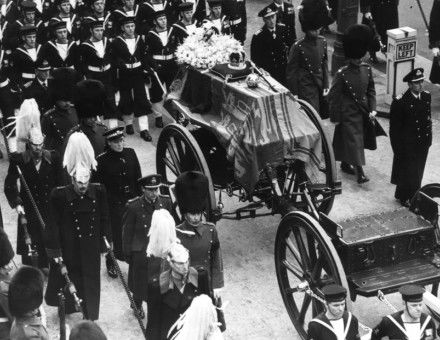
[140,130,152,142]
[106,254,117,278]
[356,166,369,184]
[155,116,164,128]
[340,162,355,175]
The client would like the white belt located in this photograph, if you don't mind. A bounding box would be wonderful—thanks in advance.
[0,317,9,323]
[125,61,141,69]
[22,73,35,79]
[230,18,242,25]
[88,64,111,72]
[0,79,9,88]
[152,54,174,61]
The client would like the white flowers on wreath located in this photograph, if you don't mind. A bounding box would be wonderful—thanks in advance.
[175,24,243,70]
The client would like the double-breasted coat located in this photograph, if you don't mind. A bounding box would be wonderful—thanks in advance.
[390,89,432,202]
[94,147,141,260]
[328,62,376,166]
[4,150,63,268]
[122,195,173,300]
[307,311,360,340]
[287,35,329,112]
[45,183,111,320]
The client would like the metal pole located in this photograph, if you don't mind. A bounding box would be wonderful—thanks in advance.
[415,0,429,31]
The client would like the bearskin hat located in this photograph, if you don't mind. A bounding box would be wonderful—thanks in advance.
[299,0,333,32]
[49,67,80,102]
[8,266,44,317]
[73,79,106,119]
[175,171,209,214]
[0,227,14,268]
[343,24,373,59]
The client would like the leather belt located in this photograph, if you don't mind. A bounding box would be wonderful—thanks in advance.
[125,61,141,69]
[152,54,174,61]
[88,64,111,72]
[230,18,242,25]
[22,73,36,79]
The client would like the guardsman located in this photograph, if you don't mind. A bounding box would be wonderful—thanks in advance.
[390,68,432,207]
[23,59,52,113]
[145,9,178,129]
[222,0,246,43]
[307,284,360,340]
[10,25,42,88]
[4,99,63,270]
[327,24,376,184]
[0,225,14,338]
[45,131,112,321]
[41,67,79,156]
[371,285,437,340]
[80,0,114,41]
[9,266,48,339]
[111,15,153,141]
[3,1,45,53]
[95,127,142,277]
[122,174,173,319]
[250,4,290,86]
[172,2,198,45]
[49,0,82,43]
[202,0,231,35]
[40,21,79,69]
[175,171,224,293]
[79,20,119,128]
[111,0,142,36]
[287,0,330,118]
[272,0,296,45]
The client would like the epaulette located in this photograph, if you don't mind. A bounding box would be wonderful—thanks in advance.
[96,151,106,159]
[254,29,262,36]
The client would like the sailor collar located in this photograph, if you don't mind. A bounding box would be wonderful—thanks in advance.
[16,45,41,58]
[48,40,75,51]
[114,4,139,16]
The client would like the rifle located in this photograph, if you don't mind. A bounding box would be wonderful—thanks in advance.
[58,290,67,340]
[18,213,39,267]
[103,237,148,339]
[59,261,83,314]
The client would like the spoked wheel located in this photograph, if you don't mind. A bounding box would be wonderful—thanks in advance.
[275,211,350,339]
[293,99,338,215]
[156,123,217,222]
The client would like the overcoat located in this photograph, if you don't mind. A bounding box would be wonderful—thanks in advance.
[360,0,399,45]
[4,150,63,268]
[307,311,360,340]
[328,62,376,166]
[45,183,111,320]
[390,89,432,201]
[94,147,141,260]
[429,0,440,49]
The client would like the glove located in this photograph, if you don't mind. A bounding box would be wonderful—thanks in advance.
[15,205,25,215]
[432,47,440,56]
[369,110,377,119]
[364,12,372,20]
[54,257,63,264]
[323,88,329,96]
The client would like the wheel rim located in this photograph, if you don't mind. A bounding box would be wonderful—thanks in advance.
[296,99,338,215]
[275,211,350,338]
[156,123,217,222]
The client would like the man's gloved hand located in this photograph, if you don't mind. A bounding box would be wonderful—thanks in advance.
[364,12,373,20]
[54,257,63,264]
[15,205,25,215]
[432,47,440,56]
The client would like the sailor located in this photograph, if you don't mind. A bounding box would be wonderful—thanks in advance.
[23,59,52,113]
[139,0,173,36]
[111,0,142,36]
[307,284,360,340]
[80,0,114,41]
[172,2,198,45]
[272,0,297,45]
[202,0,231,35]
[390,68,432,207]
[222,0,246,43]
[371,284,437,340]
[48,0,82,42]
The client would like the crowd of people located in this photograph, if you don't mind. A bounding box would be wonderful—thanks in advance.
[0,0,438,338]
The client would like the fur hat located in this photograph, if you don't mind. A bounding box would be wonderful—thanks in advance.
[175,171,209,214]
[0,227,14,268]
[343,24,373,59]
[73,79,106,119]
[8,266,44,317]
[299,0,333,32]
[49,67,80,102]
[69,320,107,340]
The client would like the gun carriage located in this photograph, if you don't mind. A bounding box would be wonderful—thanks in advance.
[156,65,440,338]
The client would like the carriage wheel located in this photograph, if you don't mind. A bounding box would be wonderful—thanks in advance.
[156,123,217,222]
[275,211,350,339]
[295,99,338,215]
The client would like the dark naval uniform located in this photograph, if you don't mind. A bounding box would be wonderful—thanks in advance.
[139,1,174,35]
[10,44,42,87]
[250,22,290,86]
[390,89,432,203]
[371,311,436,340]
[222,0,246,43]
[328,62,376,166]
[49,14,82,42]
[122,195,173,301]
[171,19,199,45]
[273,1,296,45]
[3,19,45,52]
[287,35,329,113]
[95,147,142,260]
[307,311,360,340]
[80,12,114,41]
[111,5,142,35]
[40,39,79,69]
[45,183,111,320]
[4,150,63,268]
[176,220,224,289]
[202,14,232,35]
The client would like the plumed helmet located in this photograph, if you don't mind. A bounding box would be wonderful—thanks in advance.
[8,266,44,317]
[343,24,373,59]
[73,79,106,119]
[175,171,209,214]
[49,67,80,102]
[298,0,333,32]
[0,227,14,268]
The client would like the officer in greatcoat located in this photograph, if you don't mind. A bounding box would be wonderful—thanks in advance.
[45,131,112,321]
[390,68,432,207]
[307,284,360,340]
[0,226,14,339]
[287,0,330,118]
[222,0,246,43]
[23,59,52,113]
[175,171,224,292]
[272,0,296,45]
[4,101,63,270]
[122,174,173,318]
[95,126,142,277]
[250,4,291,86]
[371,285,437,340]
[328,24,376,184]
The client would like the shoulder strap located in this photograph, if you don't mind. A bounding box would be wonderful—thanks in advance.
[343,312,353,339]
[419,315,431,338]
